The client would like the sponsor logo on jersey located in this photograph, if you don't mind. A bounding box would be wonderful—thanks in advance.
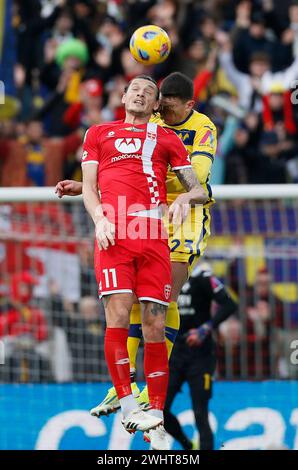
[165,129,195,146]
[115,138,141,153]
[200,129,214,147]
[82,150,88,160]
[111,154,141,163]
[120,127,144,133]
[164,284,171,300]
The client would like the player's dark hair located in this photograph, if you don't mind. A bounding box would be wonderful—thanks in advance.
[124,75,159,99]
[160,72,194,101]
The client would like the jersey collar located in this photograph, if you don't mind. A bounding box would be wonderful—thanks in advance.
[170,110,194,127]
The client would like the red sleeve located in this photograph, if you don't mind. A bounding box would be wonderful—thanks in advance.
[81,125,100,166]
[166,130,192,170]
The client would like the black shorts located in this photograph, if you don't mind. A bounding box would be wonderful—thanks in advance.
[167,340,216,402]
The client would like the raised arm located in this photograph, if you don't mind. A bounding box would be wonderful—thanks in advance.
[55,179,82,198]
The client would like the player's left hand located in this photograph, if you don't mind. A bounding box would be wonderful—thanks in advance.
[168,194,191,226]
[95,216,116,250]
[186,321,212,347]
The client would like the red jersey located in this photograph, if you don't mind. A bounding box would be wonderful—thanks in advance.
[81,121,191,216]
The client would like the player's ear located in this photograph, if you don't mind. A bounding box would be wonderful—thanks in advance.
[121,93,126,105]
[186,100,195,111]
[153,99,160,113]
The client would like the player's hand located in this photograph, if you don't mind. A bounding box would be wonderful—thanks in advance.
[186,321,212,347]
[95,216,116,250]
[55,180,83,198]
[168,194,191,226]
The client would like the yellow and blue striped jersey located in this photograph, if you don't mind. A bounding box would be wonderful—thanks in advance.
[151,109,217,207]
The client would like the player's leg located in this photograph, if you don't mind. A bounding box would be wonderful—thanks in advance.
[91,243,162,432]
[163,344,191,450]
[92,240,140,414]
[127,261,186,380]
[103,292,163,433]
[136,233,172,449]
[127,303,142,382]
[141,300,169,449]
[187,353,216,450]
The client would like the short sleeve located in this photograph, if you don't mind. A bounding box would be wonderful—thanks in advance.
[81,125,100,165]
[191,119,217,183]
[167,131,192,171]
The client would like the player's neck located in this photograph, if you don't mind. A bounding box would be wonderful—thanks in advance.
[124,112,150,125]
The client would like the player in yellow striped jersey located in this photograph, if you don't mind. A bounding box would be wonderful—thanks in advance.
[55,72,217,417]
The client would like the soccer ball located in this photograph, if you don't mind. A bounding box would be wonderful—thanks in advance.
[129,25,171,65]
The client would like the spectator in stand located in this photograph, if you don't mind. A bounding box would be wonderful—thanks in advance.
[49,284,105,382]
[217,316,242,378]
[0,271,49,382]
[245,267,284,377]
[0,118,82,186]
[14,0,68,86]
[232,1,293,73]
[39,37,89,136]
[217,29,298,113]
[63,78,103,130]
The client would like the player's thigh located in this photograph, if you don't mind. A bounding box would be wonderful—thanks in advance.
[170,261,189,301]
[99,241,136,295]
[169,206,210,282]
[136,236,172,306]
[186,353,216,402]
[103,292,135,328]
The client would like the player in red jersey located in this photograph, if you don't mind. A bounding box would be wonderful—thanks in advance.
[74,75,207,449]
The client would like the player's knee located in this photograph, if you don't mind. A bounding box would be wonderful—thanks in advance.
[142,317,166,342]
[105,305,130,328]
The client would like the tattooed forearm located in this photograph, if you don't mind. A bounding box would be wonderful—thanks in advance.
[174,167,200,192]
[174,167,208,204]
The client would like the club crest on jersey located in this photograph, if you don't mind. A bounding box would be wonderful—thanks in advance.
[115,138,141,153]
[164,284,171,300]
[107,131,115,137]
[147,132,156,140]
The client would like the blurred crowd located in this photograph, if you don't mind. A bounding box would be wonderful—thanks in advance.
[1,0,298,384]
[0,0,298,186]
[1,252,296,382]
